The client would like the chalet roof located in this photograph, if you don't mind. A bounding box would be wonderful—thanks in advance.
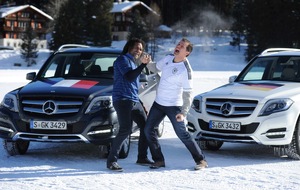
[0,5,53,20]
[158,25,172,32]
[111,0,158,15]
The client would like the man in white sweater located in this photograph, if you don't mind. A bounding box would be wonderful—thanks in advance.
[144,38,208,170]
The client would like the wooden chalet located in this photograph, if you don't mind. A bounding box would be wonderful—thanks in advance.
[0,5,53,50]
[111,0,158,41]
[0,1,158,50]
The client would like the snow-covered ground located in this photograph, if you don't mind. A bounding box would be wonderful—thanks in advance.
[0,34,299,190]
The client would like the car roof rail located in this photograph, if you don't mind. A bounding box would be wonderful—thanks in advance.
[58,44,90,51]
[261,48,300,55]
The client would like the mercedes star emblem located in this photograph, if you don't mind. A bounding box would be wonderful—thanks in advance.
[220,102,233,116]
[42,100,56,115]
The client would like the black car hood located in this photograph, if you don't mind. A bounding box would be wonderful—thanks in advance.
[18,78,113,98]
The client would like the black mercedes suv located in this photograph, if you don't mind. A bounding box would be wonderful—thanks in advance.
[0,45,162,158]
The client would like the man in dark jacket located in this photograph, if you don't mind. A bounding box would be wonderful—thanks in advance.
[106,38,153,171]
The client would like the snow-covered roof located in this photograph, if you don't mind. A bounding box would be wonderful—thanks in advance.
[0,5,53,20]
[111,0,158,15]
[157,25,172,32]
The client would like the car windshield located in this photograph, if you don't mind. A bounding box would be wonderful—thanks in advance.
[39,52,118,79]
[236,56,300,82]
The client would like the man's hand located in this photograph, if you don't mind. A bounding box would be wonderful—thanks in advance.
[140,53,151,64]
[176,113,185,122]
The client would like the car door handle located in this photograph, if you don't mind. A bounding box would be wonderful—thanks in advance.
[144,83,148,87]
[152,76,156,81]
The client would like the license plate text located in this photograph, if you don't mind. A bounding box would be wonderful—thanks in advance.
[30,120,67,130]
[209,120,241,131]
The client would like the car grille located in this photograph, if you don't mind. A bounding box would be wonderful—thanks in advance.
[206,98,258,118]
[21,96,84,117]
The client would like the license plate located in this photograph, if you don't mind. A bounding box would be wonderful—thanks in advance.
[209,120,241,131]
[30,120,67,130]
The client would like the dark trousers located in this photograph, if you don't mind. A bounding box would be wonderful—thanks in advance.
[107,100,149,165]
[144,102,205,163]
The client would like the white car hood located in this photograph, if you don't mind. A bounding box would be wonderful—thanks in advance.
[202,81,300,100]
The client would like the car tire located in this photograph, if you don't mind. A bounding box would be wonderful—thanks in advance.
[118,135,131,159]
[3,140,30,156]
[274,117,300,160]
[197,139,223,151]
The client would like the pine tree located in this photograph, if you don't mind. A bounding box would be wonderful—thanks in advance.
[50,0,113,50]
[232,0,300,61]
[21,26,38,67]
[50,0,85,50]
[127,9,149,43]
[46,0,68,33]
[83,0,113,46]
[230,0,247,52]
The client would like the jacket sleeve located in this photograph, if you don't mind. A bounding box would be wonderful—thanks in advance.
[146,62,160,73]
[181,91,192,116]
[181,59,193,116]
[124,63,147,81]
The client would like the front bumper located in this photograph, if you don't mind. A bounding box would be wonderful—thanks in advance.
[187,108,297,146]
[0,107,119,145]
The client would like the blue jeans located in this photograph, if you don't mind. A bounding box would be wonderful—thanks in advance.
[107,100,149,165]
[144,102,205,163]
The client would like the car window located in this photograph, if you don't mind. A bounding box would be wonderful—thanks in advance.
[238,57,274,81]
[43,61,58,78]
[94,57,115,71]
[40,53,77,78]
[237,56,300,82]
[39,52,119,79]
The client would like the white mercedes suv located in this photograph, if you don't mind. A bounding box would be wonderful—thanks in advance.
[187,48,300,159]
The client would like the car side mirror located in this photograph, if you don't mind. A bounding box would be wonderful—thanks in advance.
[140,73,148,82]
[26,72,36,80]
[229,75,237,83]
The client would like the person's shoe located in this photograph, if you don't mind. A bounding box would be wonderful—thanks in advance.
[136,158,155,166]
[107,162,123,172]
[194,160,208,170]
[149,161,165,169]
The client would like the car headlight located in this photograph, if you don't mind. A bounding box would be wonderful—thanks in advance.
[191,96,202,113]
[259,98,293,116]
[85,96,113,114]
[1,93,18,112]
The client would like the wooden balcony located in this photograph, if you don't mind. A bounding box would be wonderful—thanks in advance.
[3,26,47,33]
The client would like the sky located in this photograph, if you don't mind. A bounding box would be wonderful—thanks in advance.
[0,33,299,190]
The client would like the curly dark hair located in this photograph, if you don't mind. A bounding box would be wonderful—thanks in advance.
[122,38,146,55]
